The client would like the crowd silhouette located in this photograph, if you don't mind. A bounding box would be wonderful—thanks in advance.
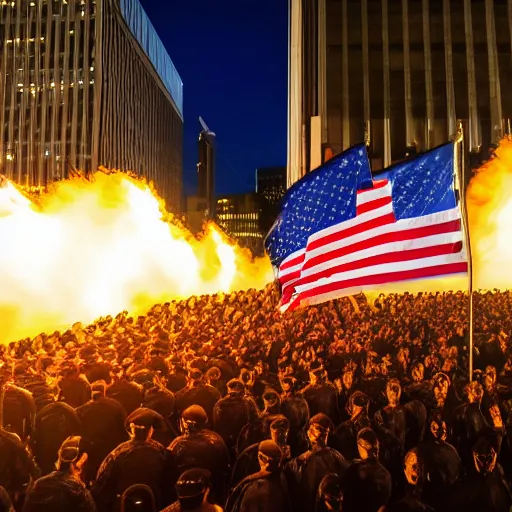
[0,284,511,511]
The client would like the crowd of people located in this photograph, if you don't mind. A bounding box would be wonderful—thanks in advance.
[0,284,511,511]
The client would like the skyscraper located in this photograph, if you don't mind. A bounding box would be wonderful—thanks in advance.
[0,0,183,211]
[288,0,512,186]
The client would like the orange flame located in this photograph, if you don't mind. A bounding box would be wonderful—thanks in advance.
[0,172,272,344]
[1,138,511,344]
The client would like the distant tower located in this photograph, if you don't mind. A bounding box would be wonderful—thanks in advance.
[197,117,216,220]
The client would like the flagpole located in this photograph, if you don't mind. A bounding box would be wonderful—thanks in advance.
[454,121,474,381]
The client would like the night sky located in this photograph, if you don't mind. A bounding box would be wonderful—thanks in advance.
[139,0,288,197]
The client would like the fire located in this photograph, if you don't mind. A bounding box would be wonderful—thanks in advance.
[0,172,273,344]
[1,138,511,344]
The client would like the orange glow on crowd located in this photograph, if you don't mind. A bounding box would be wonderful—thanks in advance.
[0,138,511,344]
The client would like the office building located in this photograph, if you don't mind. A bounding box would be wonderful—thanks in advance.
[288,0,512,186]
[216,193,264,256]
[0,0,183,210]
[256,166,286,235]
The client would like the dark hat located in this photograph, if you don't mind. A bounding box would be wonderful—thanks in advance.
[182,405,208,425]
[310,413,334,431]
[258,440,282,460]
[176,468,211,499]
[350,391,369,408]
[227,379,245,394]
[269,415,290,431]
[126,407,165,431]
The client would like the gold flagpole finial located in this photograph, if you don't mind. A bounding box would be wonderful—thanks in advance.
[453,121,464,144]
[364,120,371,147]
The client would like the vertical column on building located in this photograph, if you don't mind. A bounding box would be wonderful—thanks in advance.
[0,6,12,175]
[341,0,349,150]
[318,0,327,147]
[485,0,502,144]
[382,0,391,167]
[402,0,413,149]
[287,0,303,187]
[361,0,370,142]
[423,0,434,149]
[463,0,480,152]
[443,0,456,137]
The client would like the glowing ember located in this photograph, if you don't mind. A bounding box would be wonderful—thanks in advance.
[0,172,272,344]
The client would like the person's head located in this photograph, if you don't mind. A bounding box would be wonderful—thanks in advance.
[465,380,484,404]
[346,391,369,419]
[120,484,155,512]
[357,427,379,460]
[317,473,343,511]
[433,372,450,403]
[180,405,208,435]
[269,415,290,446]
[174,469,212,511]
[342,369,354,391]
[205,366,221,386]
[404,448,423,486]
[262,388,281,413]
[308,414,333,447]
[484,365,497,392]
[280,375,295,394]
[126,408,165,442]
[473,434,498,475]
[411,362,424,383]
[309,366,327,385]
[187,367,203,385]
[56,436,88,479]
[257,440,282,473]
[429,411,447,441]
[386,378,401,407]
[226,379,245,396]
[91,380,107,400]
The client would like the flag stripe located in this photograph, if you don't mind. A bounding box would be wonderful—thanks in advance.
[356,195,392,215]
[299,233,464,283]
[302,218,462,272]
[305,207,462,259]
[287,265,468,311]
[292,255,467,300]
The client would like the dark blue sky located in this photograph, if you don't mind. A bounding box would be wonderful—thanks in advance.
[139,0,288,197]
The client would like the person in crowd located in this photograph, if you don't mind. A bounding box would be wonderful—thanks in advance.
[168,405,230,506]
[342,427,392,512]
[23,436,96,512]
[225,440,290,512]
[287,413,348,512]
[92,408,169,512]
[162,468,223,512]
[314,473,344,512]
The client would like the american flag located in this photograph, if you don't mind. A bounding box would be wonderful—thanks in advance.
[265,143,468,312]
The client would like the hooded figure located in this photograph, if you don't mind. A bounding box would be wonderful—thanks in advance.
[333,391,371,460]
[213,379,258,456]
[287,414,348,512]
[175,369,221,425]
[32,401,82,475]
[385,449,433,512]
[314,473,344,512]
[92,408,169,512]
[225,440,291,512]
[342,428,392,512]
[76,381,128,485]
[301,368,340,426]
[280,376,310,457]
[168,405,230,506]
[417,412,460,509]
[231,415,291,488]
[23,436,96,512]
[442,433,512,512]
[161,468,223,512]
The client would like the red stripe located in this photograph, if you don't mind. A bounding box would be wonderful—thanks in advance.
[280,252,305,271]
[356,195,392,216]
[294,242,463,288]
[284,262,468,309]
[279,269,301,286]
[302,219,462,272]
[357,179,388,194]
[307,212,396,252]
